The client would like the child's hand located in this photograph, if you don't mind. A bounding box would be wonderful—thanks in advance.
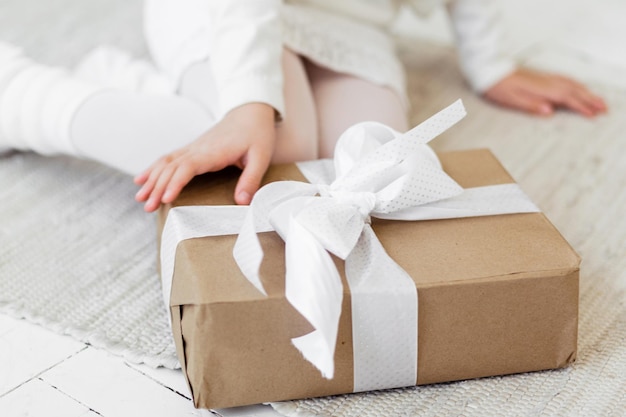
[134,102,276,212]
[483,68,607,117]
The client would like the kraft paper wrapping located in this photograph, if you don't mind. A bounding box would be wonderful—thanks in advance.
[157,149,580,410]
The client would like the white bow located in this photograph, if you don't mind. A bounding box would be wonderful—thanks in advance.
[233,100,468,380]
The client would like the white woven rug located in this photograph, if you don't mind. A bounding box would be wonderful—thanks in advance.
[1,1,625,416]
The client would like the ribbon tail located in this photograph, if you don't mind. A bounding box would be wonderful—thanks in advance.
[401,99,466,145]
[234,181,320,295]
[346,225,418,392]
[285,217,343,379]
[233,207,267,295]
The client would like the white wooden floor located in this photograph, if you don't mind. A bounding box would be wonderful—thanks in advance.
[1,0,624,416]
[0,314,283,416]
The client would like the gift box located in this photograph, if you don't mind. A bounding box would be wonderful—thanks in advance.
[157,102,579,410]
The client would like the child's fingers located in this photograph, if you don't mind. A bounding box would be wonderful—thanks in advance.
[572,87,607,114]
[505,90,553,116]
[161,164,197,204]
[135,170,157,202]
[133,170,150,186]
[549,86,604,118]
[559,77,606,110]
[484,83,552,116]
[135,147,188,192]
[135,163,163,202]
[144,163,179,212]
[590,95,607,112]
[539,78,605,117]
[555,91,595,117]
[234,149,272,205]
[135,155,175,202]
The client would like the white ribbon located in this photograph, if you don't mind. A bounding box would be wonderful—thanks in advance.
[160,99,540,392]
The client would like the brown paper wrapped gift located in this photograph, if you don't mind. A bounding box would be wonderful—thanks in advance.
[157,149,579,410]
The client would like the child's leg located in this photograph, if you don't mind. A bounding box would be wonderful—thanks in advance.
[74,47,317,175]
[70,91,213,175]
[0,41,212,174]
[74,45,174,96]
[273,48,318,163]
[304,59,408,158]
[0,44,101,156]
[1,42,317,176]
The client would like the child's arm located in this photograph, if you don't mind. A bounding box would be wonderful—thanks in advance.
[135,0,284,212]
[446,0,606,117]
[134,102,276,212]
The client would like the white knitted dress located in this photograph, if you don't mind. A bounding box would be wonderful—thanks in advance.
[143,0,514,117]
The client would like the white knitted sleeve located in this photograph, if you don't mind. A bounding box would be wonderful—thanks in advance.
[208,0,285,119]
[446,0,516,93]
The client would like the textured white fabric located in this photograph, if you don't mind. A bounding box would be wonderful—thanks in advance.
[446,0,516,92]
[0,42,212,175]
[74,44,174,95]
[71,90,212,175]
[144,0,285,119]
[143,0,515,119]
[0,46,102,156]
[0,44,29,141]
[280,4,406,106]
